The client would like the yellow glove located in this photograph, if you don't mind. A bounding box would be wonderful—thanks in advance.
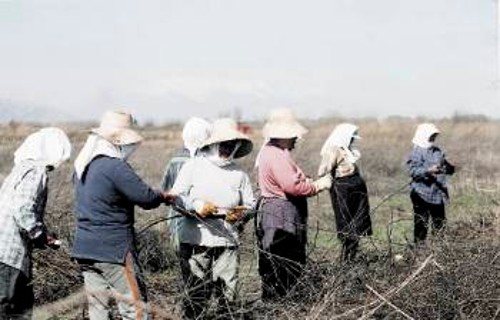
[225,206,248,224]
[194,201,218,218]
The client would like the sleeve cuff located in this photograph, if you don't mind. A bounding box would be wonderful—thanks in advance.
[28,222,44,240]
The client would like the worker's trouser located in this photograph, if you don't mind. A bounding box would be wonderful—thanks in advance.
[0,262,33,320]
[411,191,446,244]
[77,252,150,320]
[179,243,239,320]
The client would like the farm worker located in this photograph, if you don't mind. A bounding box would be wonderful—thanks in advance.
[71,110,172,320]
[255,108,332,300]
[0,128,71,319]
[169,118,255,319]
[317,123,372,261]
[407,123,455,244]
[160,117,212,251]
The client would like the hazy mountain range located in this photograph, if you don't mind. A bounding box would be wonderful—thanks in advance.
[0,101,77,123]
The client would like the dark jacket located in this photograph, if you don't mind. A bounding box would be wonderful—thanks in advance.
[72,156,162,264]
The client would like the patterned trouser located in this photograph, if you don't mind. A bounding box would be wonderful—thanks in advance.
[0,262,33,320]
[179,243,239,320]
[77,252,150,320]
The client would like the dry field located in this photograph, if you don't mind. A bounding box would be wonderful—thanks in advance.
[0,117,499,319]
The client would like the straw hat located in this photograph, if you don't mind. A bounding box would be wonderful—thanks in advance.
[201,118,253,159]
[91,110,143,146]
[262,108,308,139]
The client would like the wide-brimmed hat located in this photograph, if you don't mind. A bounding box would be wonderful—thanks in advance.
[201,118,253,159]
[91,110,143,146]
[262,108,308,139]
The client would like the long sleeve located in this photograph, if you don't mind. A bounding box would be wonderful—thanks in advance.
[271,152,315,197]
[13,168,47,239]
[407,149,429,180]
[166,158,252,246]
[407,146,450,205]
[318,148,341,177]
[239,173,255,208]
[170,160,196,211]
[111,161,163,210]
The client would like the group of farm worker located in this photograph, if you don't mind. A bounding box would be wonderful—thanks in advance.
[0,108,454,319]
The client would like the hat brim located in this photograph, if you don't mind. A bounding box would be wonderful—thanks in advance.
[262,122,308,139]
[234,139,254,158]
[201,131,253,159]
[91,127,144,146]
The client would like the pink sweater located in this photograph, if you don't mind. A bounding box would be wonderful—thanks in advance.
[257,145,315,198]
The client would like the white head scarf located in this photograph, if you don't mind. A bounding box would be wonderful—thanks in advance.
[320,123,361,163]
[74,134,126,179]
[182,117,212,158]
[14,127,72,168]
[412,123,440,149]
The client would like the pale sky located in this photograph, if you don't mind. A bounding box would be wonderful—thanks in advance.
[0,0,497,122]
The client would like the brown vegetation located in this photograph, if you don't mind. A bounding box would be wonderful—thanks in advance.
[0,118,498,319]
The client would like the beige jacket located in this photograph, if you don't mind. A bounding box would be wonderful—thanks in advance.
[318,146,357,178]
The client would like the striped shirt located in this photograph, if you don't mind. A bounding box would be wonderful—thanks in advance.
[407,145,450,205]
[0,163,48,275]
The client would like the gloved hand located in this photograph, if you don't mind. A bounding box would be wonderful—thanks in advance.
[225,206,248,224]
[194,200,218,218]
[312,175,333,193]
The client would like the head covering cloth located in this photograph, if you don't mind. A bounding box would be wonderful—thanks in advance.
[14,127,72,168]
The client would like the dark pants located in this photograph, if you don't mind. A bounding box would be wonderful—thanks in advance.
[258,230,306,300]
[256,196,308,301]
[0,262,34,320]
[411,192,446,243]
[330,173,372,261]
[340,237,359,262]
[179,243,239,320]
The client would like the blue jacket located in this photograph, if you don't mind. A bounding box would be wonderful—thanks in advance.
[72,156,163,264]
[407,145,454,205]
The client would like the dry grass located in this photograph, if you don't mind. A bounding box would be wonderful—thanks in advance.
[0,118,499,319]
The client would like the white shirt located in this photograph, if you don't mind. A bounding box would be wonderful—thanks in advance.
[171,157,254,247]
